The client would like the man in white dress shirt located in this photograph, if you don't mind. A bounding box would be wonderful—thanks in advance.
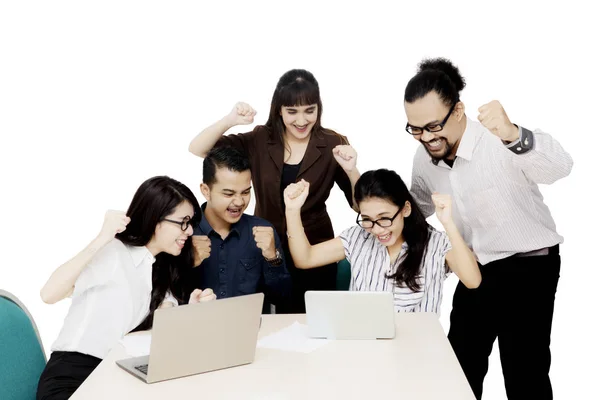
[403,58,573,400]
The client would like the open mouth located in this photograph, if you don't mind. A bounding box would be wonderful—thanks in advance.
[377,232,392,243]
[424,138,444,152]
[294,124,308,133]
[176,239,186,249]
[227,207,242,218]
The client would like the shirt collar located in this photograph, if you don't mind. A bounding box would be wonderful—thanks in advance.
[398,241,409,255]
[454,117,481,162]
[126,245,155,268]
[430,117,482,167]
[196,202,242,237]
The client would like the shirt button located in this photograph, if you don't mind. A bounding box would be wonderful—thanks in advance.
[219,244,224,249]
[220,268,225,273]
[220,291,226,297]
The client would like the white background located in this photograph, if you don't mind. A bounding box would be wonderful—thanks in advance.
[1,1,598,398]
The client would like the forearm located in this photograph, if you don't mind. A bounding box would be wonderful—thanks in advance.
[285,209,317,269]
[507,127,573,184]
[188,116,235,157]
[444,222,481,288]
[40,236,111,304]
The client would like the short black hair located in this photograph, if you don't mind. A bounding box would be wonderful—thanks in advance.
[404,57,466,106]
[202,146,251,186]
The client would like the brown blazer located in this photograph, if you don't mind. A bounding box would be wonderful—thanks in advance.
[216,126,354,248]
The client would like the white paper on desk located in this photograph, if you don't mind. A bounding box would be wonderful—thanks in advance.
[256,321,329,353]
[119,334,152,357]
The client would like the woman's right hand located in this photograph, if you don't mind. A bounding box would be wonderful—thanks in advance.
[189,288,217,304]
[97,210,130,243]
[284,180,310,211]
[225,102,256,126]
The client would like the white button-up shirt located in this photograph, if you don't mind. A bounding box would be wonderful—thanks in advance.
[51,239,155,359]
[410,117,573,265]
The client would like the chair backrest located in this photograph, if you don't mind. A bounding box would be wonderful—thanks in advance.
[0,289,47,400]
[336,259,351,290]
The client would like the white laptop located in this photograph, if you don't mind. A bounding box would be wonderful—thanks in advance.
[116,292,264,383]
[305,291,395,340]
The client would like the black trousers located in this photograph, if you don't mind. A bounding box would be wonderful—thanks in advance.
[37,351,102,400]
[448,246,561,400]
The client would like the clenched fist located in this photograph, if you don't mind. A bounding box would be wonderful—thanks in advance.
[97,210,130,244]
[225,102,256,126]
[283,179,310,211]
[477,100,519,143]
[332,145,358,172]
[189,288,217,304]
[192,235,211,267]
[431,193,454,227]
[252,226,276,259]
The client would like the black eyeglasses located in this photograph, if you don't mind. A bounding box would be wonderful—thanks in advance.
[163,215,194,231]
[405,103,456,135]
[356,208,402,229]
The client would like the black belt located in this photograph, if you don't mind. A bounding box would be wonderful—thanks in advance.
[513,244,560,258]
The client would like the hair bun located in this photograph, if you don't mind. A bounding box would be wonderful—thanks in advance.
[418,58,466,92]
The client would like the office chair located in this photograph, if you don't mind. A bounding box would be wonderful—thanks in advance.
[0,289,47,400]
[336,259,351,290]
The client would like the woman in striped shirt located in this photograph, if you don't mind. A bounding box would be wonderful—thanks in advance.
[284,168,481,313]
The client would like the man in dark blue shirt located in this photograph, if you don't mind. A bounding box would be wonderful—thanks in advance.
[190,146,290,310]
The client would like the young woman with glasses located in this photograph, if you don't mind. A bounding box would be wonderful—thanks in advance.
[283,168,481,313]
[37,176,216,400]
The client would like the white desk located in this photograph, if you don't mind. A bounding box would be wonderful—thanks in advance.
[71,313,475,399]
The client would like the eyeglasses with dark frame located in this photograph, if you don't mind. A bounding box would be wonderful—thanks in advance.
[162,215,194,231]
[356,208,402,229]
[405,102,457,135]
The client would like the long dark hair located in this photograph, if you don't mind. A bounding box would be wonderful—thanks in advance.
[354,169,431,291]
[116,176,201,331]
[404,57,466,106]
[263,69,346,160]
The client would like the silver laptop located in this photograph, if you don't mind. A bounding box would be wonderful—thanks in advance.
[116,292,264,383]
[305,291,395,340]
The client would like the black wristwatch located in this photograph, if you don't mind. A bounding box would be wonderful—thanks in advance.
[264,249,283,266]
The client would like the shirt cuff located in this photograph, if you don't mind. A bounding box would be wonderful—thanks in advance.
[505,125,535,154]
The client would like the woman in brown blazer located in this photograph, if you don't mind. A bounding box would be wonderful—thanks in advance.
[188,69,360,313]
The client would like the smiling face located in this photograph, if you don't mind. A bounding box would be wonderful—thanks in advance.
[149,200,195,256]
[404,91,465,161]
[358,197,411,247]
[280,104,318,141]
[201,166,252,226]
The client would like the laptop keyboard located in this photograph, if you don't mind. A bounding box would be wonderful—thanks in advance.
[134,364,149,375]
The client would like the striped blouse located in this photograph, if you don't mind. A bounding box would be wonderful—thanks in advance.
[339,225,452,314]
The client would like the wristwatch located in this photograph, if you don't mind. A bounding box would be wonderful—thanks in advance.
[264,249,283,266]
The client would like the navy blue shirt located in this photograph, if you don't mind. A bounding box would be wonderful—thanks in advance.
[191,205,291,304]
